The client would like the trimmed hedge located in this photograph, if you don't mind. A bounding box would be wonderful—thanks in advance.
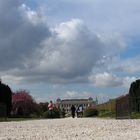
[43,108,60,118]
[131,112,140,119]
[98,110,115,118]
[84,108,98,117]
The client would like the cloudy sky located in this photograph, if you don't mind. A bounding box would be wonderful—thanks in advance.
[0,0,140,103]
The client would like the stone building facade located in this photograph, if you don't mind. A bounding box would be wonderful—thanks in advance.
[56,97,97,113]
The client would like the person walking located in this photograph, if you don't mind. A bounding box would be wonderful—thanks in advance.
[48,100,53,118]
[78,104,83,117]
[71,105,76,118]
[76,106,80,118]
[76,105,83,118]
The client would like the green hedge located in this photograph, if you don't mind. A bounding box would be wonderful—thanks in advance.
[131,112,140,119]
[84,108,98,117]
[43,108,60,118]
[98,110,115,118]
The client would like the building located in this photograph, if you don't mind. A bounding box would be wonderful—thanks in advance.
[56,97,97,113]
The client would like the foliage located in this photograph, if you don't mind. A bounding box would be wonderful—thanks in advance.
[131,112,140,119]
[38,102,48,114]
[0,103,7,118]
[96,100,116,113]
[83,108,98,117]
[60,108,66,118]
[129,79,140,112]
[12,90,38,117]
[43,107,60,118]
[129,79,140,97]
[29,113,40,118]
[98,109,115,118]
[96,99,116,118]
[0,81,12,117]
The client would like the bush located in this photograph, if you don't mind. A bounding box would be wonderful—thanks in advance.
[84,108,98,117]
[30,113,40,118]
[131,112,140,119]
[38,102,48,114]
[60,109,66,118]
[43,108,60,118]
[98,110,115,118]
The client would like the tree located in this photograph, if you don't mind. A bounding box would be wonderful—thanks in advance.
[129,79,140,112]
[0,80,12,117]
[12,90,37,117]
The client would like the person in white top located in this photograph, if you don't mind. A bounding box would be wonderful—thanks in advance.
[77,105,83,118]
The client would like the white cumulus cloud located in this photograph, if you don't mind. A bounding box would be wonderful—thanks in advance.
[89,72,139,88]
[89,72,122,87]
[64,91,92,99]
[0,0,127,85]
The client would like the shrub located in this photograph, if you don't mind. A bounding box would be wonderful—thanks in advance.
[98,110,115,118]
[131,112,140,119]
[43,107,60,118]
[38,102,48,114]
[29,113,40,118]
[84,108,98,117]
[60,109,66,118]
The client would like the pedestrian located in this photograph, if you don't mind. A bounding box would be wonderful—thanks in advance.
[71,105,76,118]
[78,104,83,117]
[76,106,80,118]
[48,100,53,118]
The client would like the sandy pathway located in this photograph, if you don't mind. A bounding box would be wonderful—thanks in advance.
[0,118,140,140]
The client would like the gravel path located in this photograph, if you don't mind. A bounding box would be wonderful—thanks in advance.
[0,118,140,140]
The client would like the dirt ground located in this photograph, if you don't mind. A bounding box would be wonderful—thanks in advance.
[0,118,140,140]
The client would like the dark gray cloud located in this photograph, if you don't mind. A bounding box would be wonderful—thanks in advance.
[0,0,50,70]
[0,0,126,85]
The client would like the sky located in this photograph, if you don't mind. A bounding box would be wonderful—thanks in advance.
[0,0,140,103]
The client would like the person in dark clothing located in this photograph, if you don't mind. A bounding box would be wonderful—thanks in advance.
[71,105,76,118]
[76,106,80,118]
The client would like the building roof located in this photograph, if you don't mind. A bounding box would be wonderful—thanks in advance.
[61,99,89,102]
[58,98,94,104]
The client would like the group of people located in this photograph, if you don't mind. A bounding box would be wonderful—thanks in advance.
[48,100,83,118]
[71,104,83,118]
